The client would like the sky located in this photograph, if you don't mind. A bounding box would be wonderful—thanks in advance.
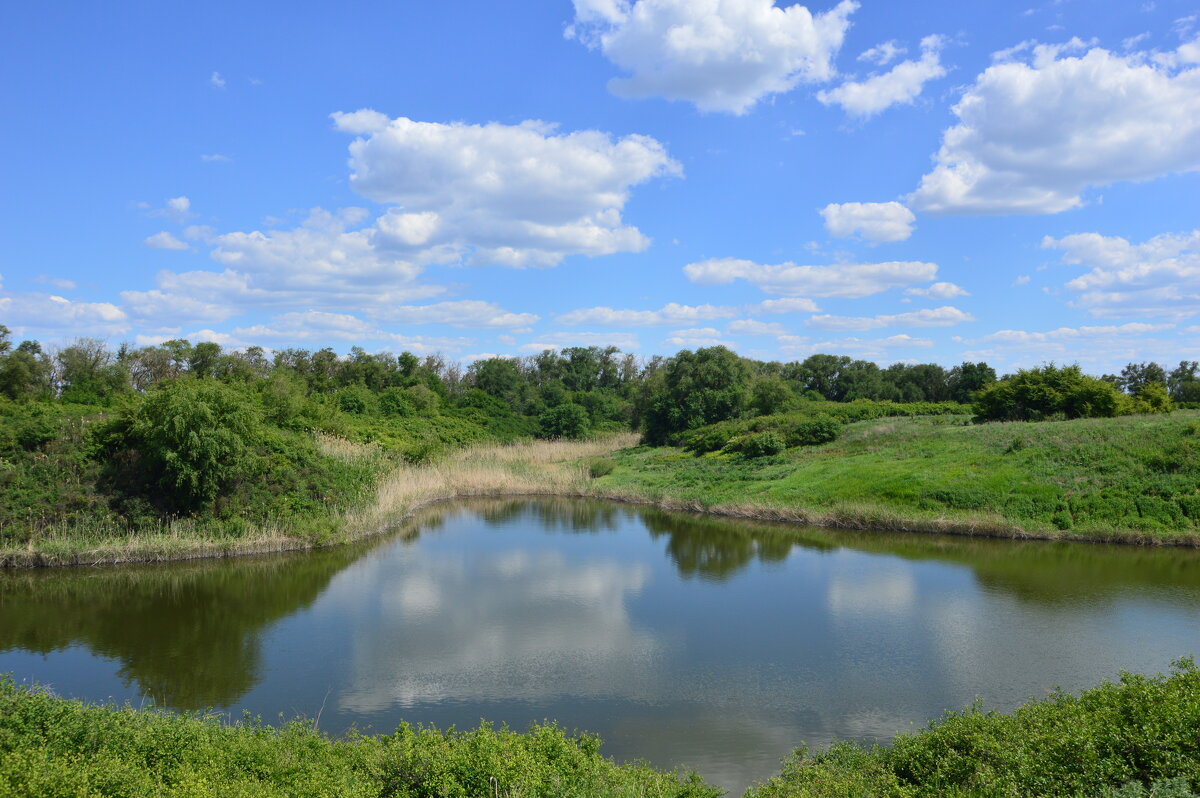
[2,0,1199,373]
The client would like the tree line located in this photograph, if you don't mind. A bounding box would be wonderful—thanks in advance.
[0,325,1191,443]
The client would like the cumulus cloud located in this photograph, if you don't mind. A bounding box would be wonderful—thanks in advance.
[370,300,538,329]
[820,201,916,242]
[684,257,938,297]
[819,35,947,117]
[210,71,225,89]
[757,297,820,313]
[331,112,680,267]
[217,311,472,353]
[567,0,858,114]
[904,281,969,298]
[807,305,975,331]
[910,38,1200,214]
[858,40,905,66]
[518,331,641,352]
[556,302,737,326]
[665,327,728,347]
[143,231,189,250]
[778,332,933,358]
[0,294,128,338]
[980,321,1173,345]
[728,319,787,335]
[1042,229,1200,319]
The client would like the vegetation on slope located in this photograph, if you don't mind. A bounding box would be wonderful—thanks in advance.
[747,659,1200,798]
[593,410,1200,542]
[0,678,718,798]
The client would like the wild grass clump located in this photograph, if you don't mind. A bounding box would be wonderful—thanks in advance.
[748,659,1200,798]
[0,677,719,797]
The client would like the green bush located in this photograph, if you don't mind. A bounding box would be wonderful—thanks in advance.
[588,457,617,478]
[786,416,840,447]
[726,431,786,458]
[378,386,417,417]
[538,403,590,440]
[974,364,1136,422]
[749,659,1200,798]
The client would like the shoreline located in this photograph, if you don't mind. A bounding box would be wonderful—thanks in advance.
[4,432,1198,568]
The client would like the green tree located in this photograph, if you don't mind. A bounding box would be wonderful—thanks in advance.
[974,364,1131,422]
[639,346,752,444]
[948,361,997,403]
[116,379,261,509]
[538,402,590,439]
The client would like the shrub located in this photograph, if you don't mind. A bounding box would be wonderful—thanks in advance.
[786,416,840,447]
[378,386,417,417]
[538,403,590,440]
[726,431,786,458]
[974,364,1134,422]
[588,458,617,478]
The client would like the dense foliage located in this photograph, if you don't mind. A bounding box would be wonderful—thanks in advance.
[0,322,1185,543]
[0,678,718,798]
[748,659,1200,797]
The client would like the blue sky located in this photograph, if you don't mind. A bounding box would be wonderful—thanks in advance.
[2,0,1198,373]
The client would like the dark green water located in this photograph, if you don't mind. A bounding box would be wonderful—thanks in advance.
[3,498,1200,793]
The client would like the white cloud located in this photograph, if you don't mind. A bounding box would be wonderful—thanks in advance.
[820,201,916,242]
[757,297,820,313]
[665,327,728,347]
[807,305,975,331]
[34,276,77,291]
[818,34,947,117]
[143,231,189,250]
[0,294,128,338]
[556,302,737,326]
[1013,275,1031,286]
[210,71,226,89]
[728,319,787,335]
[119,288,238,326]
[370,300,538,329]
[567,0,858,114]
[684,257,938,297]
[518,331,641,352]
[910,38,1200,214]
[219,311,472,354]
[980,321,1173,345]
[1042,229,1200,319]
[200,153,231,163]
[858,40,905,66]
[904,281,969,298]
[331,112,681,267]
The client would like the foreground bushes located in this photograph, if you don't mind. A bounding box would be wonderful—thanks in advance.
[749,659,1200,798]
[0,678,717,798]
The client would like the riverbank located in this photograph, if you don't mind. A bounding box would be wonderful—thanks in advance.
[3,660,1196,797]
[6,409,1200,566]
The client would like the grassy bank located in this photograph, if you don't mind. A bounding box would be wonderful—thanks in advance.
[747,660,1200,798]
[8,407,1200,564]
[2,661,1196,797]
[589,410,1200,545]
[0,434,632,567]
[0,677,718,798]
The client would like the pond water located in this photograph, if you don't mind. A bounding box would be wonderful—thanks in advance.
[2,498,1200,793]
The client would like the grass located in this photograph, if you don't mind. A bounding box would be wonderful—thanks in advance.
[1,661,1196,797]
[590,411,1200,545]
[746,659,1200,798]
[0,677,719,798]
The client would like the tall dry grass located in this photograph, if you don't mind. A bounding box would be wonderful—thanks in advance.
[344,433,638,533]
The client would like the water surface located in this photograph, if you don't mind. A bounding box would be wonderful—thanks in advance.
[3,498,1199,793]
